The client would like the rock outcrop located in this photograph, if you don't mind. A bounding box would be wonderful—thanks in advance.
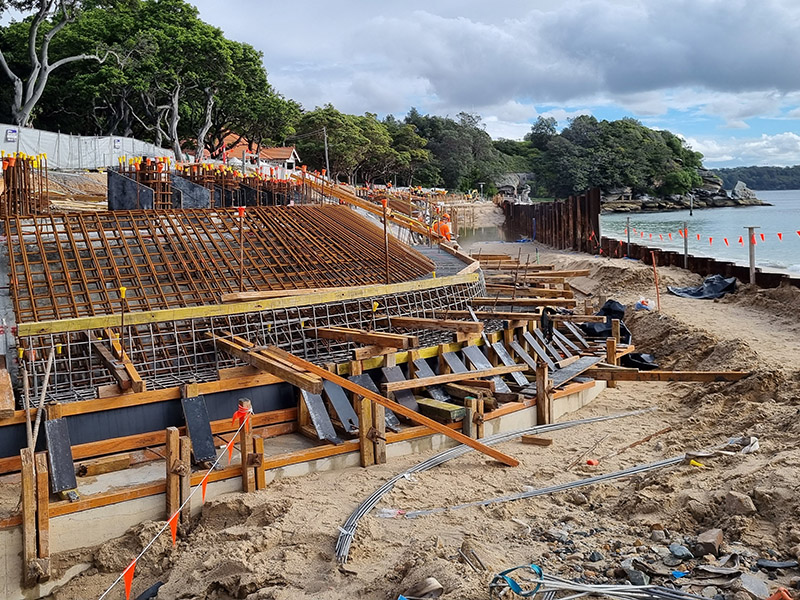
[600,172,766,213]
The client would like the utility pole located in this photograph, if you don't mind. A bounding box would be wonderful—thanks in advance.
[323,126,330,179]
[626,216,631,258]
[745,226,759,285]
[382,199,390,284]
[683,221,688,269]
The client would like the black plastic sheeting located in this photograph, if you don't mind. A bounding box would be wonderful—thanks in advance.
[580,299,632,344]
[668,274,737,299]
[620,352,659,370]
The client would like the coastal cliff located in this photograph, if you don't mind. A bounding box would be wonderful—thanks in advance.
[601,170,767,213]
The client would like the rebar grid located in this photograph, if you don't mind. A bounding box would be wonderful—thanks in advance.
[19,278,487,404]
[119,159,173,210]
[4,206,436,323]
[1,154,50,216]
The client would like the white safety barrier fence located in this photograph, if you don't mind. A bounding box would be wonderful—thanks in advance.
[0,124,174,170]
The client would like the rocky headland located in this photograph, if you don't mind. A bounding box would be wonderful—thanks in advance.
[601,170,768,213]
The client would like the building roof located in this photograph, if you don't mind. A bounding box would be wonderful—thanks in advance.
[218,134,298,163]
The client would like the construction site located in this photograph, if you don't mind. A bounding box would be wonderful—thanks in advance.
[0,152,798,600]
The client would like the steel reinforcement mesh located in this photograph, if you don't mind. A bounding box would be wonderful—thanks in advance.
[4,206,435,323]
[19,277,489,403]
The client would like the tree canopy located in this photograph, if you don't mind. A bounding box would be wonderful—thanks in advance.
[1,0,709,196]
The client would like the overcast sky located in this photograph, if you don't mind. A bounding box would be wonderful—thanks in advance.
[69,1,800,167]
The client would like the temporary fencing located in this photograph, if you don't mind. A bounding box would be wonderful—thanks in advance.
[97,405,252,600]
[0,123,174,170]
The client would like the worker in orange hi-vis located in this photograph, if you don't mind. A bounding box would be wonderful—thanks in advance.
[439,213,452,241]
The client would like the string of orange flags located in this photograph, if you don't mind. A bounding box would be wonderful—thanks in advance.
[97,404,253,600]
[621,228,800,247]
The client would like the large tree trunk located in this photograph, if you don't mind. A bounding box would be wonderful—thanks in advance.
[194,87,215,162]
[168,84,182,161]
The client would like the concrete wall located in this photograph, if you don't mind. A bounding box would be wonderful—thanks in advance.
[107,170,154,210]
[171,174,210,209]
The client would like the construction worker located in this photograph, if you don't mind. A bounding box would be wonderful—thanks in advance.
[438,213,452,241]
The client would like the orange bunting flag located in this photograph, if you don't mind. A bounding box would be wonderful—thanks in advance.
[618,240,623,245]
[649,233,652,239]
[123,559,137,600]
[709,237,713,245]
[760,233,765,242]
[668,233,672,240]
[752,234,757,245]
[738,236,744,245]
[169,512,179,546]
[659,234,663,240]
[624,228,628,234]
[778,232,783,241]
[232,406,250,428]
[724,238,729,246]
[227,439,235,466]
[201,474,209,503]
[796,231,800,237]
[696,233,700,241]
[640,231,644,238]
[678,229,683,238]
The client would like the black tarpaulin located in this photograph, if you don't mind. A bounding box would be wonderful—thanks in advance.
[667,274,737,299]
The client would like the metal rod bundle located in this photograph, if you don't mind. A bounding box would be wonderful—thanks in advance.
[0,153,50,216]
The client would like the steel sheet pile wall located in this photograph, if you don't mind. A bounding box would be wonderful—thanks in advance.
[598,236,800,288]
[501,190,601,252]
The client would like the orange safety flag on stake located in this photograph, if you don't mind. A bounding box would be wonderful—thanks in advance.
[227,439,235,466]
[232,406,250,428]
[201,474,209,503]
[760,233,765,242]
[123,559,137,600]
[778,232,783,241]
[169,512,179,546]
[724,238,729,247]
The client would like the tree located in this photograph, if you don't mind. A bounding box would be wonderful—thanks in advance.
[525,116,557,150]
[295,105,369,183]
[0,0,116,126]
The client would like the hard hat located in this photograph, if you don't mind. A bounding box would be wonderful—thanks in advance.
[443,213,450,220]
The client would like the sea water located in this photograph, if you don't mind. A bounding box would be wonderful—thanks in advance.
[600,190,800,274]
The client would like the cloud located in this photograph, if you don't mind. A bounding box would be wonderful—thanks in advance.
[188,0,800,158]
[687,132,800,165]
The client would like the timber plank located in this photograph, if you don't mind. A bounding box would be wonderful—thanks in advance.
[411,358,451,402]
[311,326,417,349]
[585,369,751,382]
[388,316,483,334]
[471,297,577,308]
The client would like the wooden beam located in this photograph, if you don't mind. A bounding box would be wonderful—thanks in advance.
[239,400,255,493]
[221,287,351,303]
[165,427,180,519]
[263,345,520,467]
[20,448,36,586]
[87,333,131,390]
[310,326,418,349]
[352,345,399,360]
[253,436,266,490]
[485,285,574,299]
[210,334,323,394]
[0,368,14,419]
[521,435,553,446]
[34,452,50,579]
[434,310,604,322]
[471,297,577,308]
[386,316,484,334]
[486,269,590,279]
[382,364,525,392]
[586,368,751,382]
